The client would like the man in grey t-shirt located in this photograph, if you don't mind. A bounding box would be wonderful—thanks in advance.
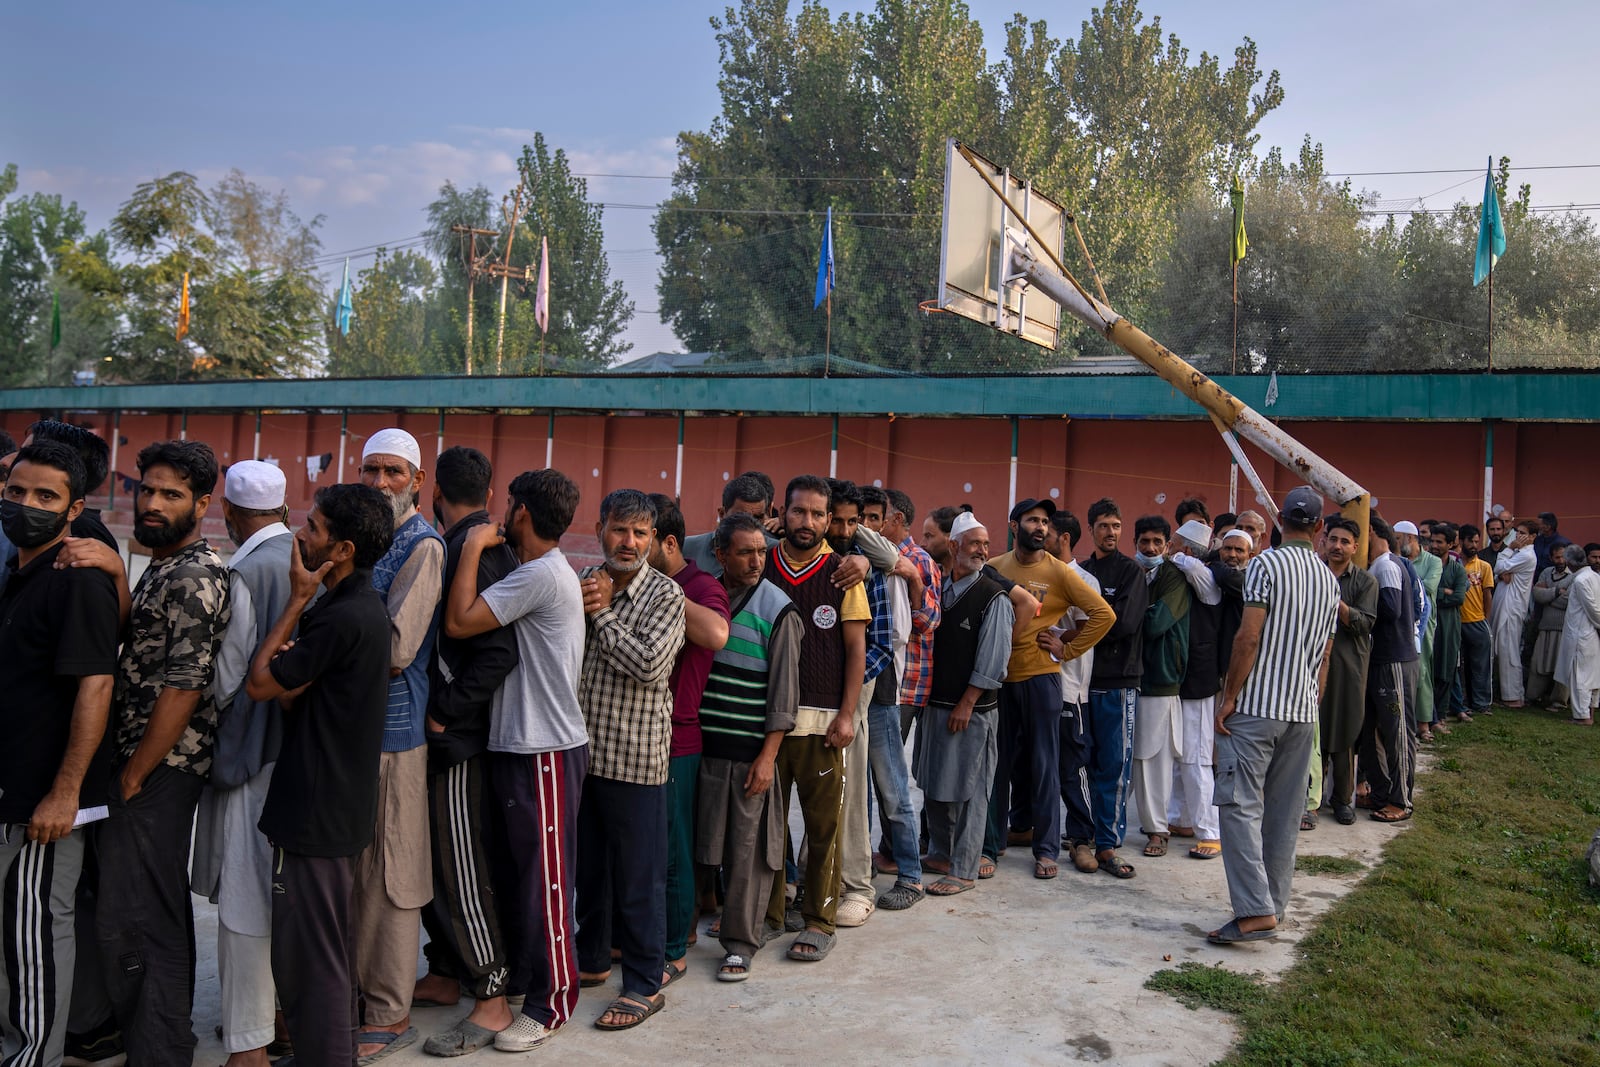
[443,468,589,1053]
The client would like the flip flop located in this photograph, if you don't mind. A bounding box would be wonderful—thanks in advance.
[356,1027,417,1065]
[422,1019,500,1057]
[593,993,665,1031]
[786,929,836,962]
[1188,841,1221,859]
[1206,918,1278,945]
[1034,858,1059,879]
[977,856,997,879]
[926,877,974,896]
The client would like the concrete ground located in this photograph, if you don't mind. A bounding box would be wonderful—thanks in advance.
[185,794,1407,1066]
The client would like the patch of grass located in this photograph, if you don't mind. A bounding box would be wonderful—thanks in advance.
[1295,853,1365,877]
[1145,961,1263,1014]
[1220,707,1600,1067]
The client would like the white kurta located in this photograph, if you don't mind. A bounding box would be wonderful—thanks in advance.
[1491,545,1536,701]
[1555,567,1600,718]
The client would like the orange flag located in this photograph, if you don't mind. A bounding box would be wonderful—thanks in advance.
[176,271,191,342]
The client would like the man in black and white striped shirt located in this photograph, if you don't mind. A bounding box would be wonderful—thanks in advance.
[1207,486,1339,945]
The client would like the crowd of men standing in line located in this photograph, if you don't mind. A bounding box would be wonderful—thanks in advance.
[1,417,1597,1067]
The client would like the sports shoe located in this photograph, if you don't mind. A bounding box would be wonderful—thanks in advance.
[494,1015,553,1053]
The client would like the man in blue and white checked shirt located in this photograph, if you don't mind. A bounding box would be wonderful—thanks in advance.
[1208,486,1339,945]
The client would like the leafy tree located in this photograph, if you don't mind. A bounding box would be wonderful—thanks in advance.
[107,171,324,381]
[0,164,123,386]
[325,248,437,377]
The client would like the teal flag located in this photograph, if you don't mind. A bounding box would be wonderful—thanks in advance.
[335,258,354,334]
[1474,157,1505,287]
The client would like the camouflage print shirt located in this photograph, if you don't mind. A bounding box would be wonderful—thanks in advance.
[115,538,231,775]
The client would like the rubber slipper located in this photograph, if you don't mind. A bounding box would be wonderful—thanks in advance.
[926,877,975,896]
[1188,842,1221,860]
[1206,918,1277,945]
[356,1027,417,1065]
[422,1019,500,1057]
[1034,858,1059,879]
[786,930,836,962]
[977,856,997,879]
[593,993,665,1031]
[1097,853,1136,879]
[717,953,751,983]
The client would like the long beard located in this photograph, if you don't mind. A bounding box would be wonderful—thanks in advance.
[379,487,411,525]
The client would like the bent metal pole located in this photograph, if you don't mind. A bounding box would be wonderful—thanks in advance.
[1009,239,1371,542]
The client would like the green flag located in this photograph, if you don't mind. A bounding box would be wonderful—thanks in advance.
[51,289,61,349]
[1230,175,1249,266]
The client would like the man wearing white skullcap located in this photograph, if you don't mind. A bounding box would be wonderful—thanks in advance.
[918,514,1015,894]
[191,460,298,1064]
[355,429,445,1059]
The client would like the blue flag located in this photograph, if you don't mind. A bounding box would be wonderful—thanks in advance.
[1474,157,1506,287]
[813,206,834,309]
[336,258,354,335]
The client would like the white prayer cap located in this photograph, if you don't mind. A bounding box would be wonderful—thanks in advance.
[224,460,286,510]
[1175,519,1212,553]
[1394,520,1419,536]
[362,428,422,469]
[1222,528,1254,548]
[949,512,986,541]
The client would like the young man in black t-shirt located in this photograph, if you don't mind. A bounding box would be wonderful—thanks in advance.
[0,441,120,1065]
[246,484,394,1067]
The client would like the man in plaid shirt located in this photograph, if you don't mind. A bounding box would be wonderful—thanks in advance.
[573,489,686,1031]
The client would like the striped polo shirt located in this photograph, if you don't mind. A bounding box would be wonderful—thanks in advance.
[1235,540,1339,723]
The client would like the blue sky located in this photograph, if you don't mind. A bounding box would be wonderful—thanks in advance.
[6,0,1597,356]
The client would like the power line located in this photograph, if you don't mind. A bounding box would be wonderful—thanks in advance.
[571,163,1600,182]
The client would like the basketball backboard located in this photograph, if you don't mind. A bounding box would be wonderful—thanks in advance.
[936,139,1067,350]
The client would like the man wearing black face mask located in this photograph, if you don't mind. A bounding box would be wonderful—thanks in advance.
[0,441,121,1066]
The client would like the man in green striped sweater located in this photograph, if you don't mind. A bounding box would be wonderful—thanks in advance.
[694,512,802,982]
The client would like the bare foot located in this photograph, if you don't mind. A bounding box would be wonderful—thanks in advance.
[412,972,460,1007]
[357,1018,410,1059]
[465,994,513,1032]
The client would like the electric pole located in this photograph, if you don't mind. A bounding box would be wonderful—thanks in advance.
[449,224,497,375]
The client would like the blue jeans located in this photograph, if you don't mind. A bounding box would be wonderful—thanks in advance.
[1087,688,1138,853]
[867,702,922,885]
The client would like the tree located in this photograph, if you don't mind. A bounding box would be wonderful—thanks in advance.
[0,164,120,386]
[653,0,1284,370]
[108,171,324,381]
[325,248,438,377]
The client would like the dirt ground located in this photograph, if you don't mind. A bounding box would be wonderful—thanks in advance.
[187,790,1405,1066]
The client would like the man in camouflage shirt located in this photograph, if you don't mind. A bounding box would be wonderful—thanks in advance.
[96,440,231,1067]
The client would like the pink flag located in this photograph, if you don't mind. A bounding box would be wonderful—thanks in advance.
[535,236,549,334]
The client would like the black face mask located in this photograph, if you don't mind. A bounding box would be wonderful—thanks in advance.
[0,499,71,549]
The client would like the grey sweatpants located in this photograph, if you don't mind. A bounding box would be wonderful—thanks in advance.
[0,826,85,1067]
[1215,715,1314,922]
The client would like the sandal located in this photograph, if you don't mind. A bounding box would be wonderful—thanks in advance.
[717,953,751,983]
[877,882,924,910]
[1189,841,1221,860]
[1300,810,1318,831]
[926,877,975,896]
[1034,858,1059,879]
[1097,852,1136,879]
[660,959,686,988]
[356,1028,417,1065]
[593,993,665,1031]
[1142,834,1169,858]
[786,929,836,962]
[1371,805,1411,823]
[977,856,996,879]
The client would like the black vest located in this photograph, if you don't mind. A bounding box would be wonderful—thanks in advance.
[764,546,849,710]
[930,572,1006,708]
